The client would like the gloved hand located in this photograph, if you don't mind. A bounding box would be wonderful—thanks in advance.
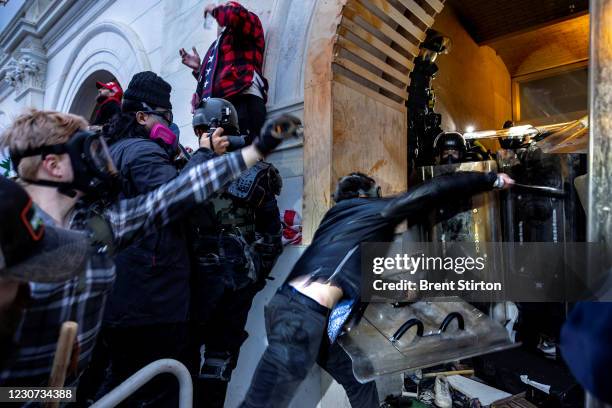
[493,173,515,190]
[254,114,303,156]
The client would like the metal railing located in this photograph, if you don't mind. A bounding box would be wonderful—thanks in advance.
[90,359,192,408]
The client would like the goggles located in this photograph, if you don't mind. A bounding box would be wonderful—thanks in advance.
[12,131,117,177]
[11,130,119,197]
[140,103,173,124]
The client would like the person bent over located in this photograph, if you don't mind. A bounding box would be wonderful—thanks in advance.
[241,170,514,408]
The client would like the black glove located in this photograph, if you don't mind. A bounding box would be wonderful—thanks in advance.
[254,114,303,155]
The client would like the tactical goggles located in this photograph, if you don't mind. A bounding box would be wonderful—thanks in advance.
[11,130,118,186]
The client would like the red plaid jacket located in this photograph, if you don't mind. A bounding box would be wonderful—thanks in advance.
[194,2,268,104]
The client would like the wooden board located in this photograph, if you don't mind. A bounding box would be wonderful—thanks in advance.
[360,0,427,43]
[334,72,407,112]
[303,0,348,242]
[344,1,420,56]
[395,0,435,26]
[303,0,445,242]
[339,18,414,69]
[331,80,407,195]
[334,56,409,99]
[336,35,410,83]
[424,0,444,14]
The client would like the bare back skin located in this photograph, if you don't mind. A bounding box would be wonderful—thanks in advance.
[289,276,344,310]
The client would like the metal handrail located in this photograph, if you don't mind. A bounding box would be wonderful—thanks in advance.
[90,359,192,408]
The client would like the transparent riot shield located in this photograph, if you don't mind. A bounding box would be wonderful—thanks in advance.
[338,298,516,382]
[417,160,502,243]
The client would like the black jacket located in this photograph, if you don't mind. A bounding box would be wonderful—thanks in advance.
[104,137,209,326]
[286,171,498,301]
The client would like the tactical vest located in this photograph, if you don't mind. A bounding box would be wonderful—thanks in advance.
[190,161,282,290]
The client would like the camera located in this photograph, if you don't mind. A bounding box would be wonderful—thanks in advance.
[192,98,246,152]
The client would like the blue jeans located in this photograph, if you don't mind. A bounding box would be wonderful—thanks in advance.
[240,285,379,408]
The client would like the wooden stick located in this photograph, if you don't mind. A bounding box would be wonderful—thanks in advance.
[46,321,78,408]
[422,369,475,378]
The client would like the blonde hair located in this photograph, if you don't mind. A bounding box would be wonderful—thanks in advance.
[1,109,88,179]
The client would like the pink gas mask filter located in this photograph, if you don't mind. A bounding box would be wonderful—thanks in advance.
[150,123,178,148]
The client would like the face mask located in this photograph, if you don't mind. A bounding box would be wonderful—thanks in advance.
[440,150,462,164]
[11,130,119,198]
[150,123,179,152]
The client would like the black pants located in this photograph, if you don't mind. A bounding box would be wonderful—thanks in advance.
[240,285,379,408]
[101,323,188,407]
[189,271,265,408]
[227,94,267,143]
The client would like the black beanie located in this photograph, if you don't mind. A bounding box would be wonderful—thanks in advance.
[123,71,172,110]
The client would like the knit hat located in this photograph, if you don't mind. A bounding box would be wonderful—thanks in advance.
[123,71,172,110]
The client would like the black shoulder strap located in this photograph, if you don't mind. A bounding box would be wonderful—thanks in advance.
[87,214,116,256]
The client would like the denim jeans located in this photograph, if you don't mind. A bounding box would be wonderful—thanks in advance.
[240,285,378,408]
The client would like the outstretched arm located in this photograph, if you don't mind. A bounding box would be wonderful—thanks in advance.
[106,151,248,250]
[103,114,301,250]
[211,2,262,38]
[381,172,513,221]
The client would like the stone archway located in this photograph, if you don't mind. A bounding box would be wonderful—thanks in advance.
[52,20,151,114]
[68,70,118,122]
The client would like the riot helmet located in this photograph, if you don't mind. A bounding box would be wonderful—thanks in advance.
[192,98,240,135]
[433,131,467,164]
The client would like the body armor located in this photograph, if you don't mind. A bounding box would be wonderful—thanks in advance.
[190,161,282,291]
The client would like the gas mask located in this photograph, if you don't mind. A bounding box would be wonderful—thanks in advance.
[150,123,179,152]
[11,130,119,198]
[439,149,462,165]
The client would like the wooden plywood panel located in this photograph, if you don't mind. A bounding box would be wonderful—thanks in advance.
[344,1,420,56]
[335,35,410,84]
[334,56,409,98]
[331,81,407,195]
[361,0,427,43]
[303,0,347,242]
[304,81,334,239]
[339,18,414,69]
[303,0,445,242]
[334,72,406,112]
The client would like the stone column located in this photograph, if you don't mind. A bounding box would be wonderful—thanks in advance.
[3,39,47,108]
[587,0,612,278]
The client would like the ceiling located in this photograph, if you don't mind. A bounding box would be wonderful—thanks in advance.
[447,0,588,44]
[488,13,589,76]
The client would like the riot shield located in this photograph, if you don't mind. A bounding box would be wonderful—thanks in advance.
[338,298,516,382]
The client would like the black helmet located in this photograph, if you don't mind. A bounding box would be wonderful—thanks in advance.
[192,98,240,135]
[433,132,467,154]
[433,132,467,164]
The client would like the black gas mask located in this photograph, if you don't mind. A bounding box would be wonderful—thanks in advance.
[11,130,119,198]
[433,132,467,165]
[439,149,462,164]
